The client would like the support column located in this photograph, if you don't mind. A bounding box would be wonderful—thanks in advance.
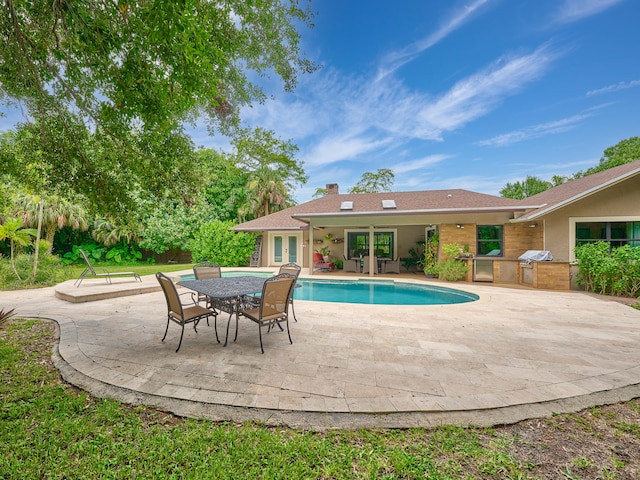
[368,224,375,276]
[309,224,315,276]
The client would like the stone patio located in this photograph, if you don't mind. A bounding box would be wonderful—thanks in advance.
[2,268,640,430]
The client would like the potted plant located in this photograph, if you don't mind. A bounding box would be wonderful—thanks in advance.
[316,245,331,262]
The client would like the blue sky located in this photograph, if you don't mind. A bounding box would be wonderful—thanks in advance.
[2,1,639,205]
[226,0,640,202]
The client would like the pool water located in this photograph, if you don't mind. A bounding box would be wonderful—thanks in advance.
[179,271,478,306]
[294,279,477,305]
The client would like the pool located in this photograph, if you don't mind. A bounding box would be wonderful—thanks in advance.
[179,272,478,306]
[294,279,477,305]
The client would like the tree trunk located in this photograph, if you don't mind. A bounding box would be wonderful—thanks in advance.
[31,199,44,282]
[10,241,22,282]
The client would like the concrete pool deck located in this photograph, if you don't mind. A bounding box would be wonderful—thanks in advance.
[2,268,640,430]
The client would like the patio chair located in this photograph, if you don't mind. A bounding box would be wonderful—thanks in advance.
[278,262,301,322]
[362,256,379,274]
[313,252,334,271]
[239,273,296,353]
[382,257,401,274]
[74,249,142,287]
[343,256,360,273]
[193,261,222,279]
[192,261,222,319]
[156,272,218,352]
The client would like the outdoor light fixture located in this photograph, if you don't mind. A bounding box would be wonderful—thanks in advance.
[456,224,464,229]
[529,223,538,228]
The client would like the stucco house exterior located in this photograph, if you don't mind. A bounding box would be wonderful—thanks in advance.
[235,160,640,291]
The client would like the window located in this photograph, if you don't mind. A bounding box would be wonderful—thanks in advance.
[347,231,394,258]
[576,221,640,249]
[477,225,503,256]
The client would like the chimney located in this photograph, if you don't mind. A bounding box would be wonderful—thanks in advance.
[326,183,339,195]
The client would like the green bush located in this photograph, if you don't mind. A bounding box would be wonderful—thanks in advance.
[0,253,70,289]
[436,258,469,281]
[574,242,640,297]
[190,220,257,266]
[62,244,107,265]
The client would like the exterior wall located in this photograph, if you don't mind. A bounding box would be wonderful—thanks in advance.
[504,223,543,258]
[439,224,477,256]
[520,262,571,290]
[543,174,640,261]
[439,222,542,259]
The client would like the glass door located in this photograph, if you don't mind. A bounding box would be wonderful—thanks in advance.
[270,233,300,265]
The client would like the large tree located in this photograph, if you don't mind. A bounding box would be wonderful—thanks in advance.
[348,168,394,194]
[574,136,640,178]
[0,0,316,217]
[232,127,307,219]
[500,176,552,200]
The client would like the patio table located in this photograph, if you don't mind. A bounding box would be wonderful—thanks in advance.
[178,276,267,346]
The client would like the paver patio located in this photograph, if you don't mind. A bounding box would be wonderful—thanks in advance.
[2,269,640,430]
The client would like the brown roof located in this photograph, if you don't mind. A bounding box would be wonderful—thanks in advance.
[235,189,528,231]
[515,159,640,221]
[234,160,640,231]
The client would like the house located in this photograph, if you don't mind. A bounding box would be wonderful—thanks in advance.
[235,160,640,290]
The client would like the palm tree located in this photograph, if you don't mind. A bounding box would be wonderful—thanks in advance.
[14,193,89,252]
[242,167,289,220]
[0,217,37,281]
[92,217,140,246]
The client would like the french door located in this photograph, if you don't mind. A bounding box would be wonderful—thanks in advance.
[269,232,301,266]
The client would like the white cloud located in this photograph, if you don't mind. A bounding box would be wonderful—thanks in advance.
[477,113,591,147]
[393,154,451,174]
[418,44,562,137]
[552,0,623,25]
[586,79,640,96]
[377,0,492,80]
[302,133,393,168]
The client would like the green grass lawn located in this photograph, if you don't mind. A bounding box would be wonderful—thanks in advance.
[1,319,639,479]
[1,260,194,290]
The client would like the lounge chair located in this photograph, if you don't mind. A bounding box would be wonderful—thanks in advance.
[278,262,301,322]
[313,252,334,271]
[343,256,360,273]
[239,273,295,353]
[382,257,400,274]
[156,272,218,352]
[74,249,142,287]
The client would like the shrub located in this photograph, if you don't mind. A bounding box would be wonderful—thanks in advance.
[574,242,640,297]
[436,258,469,281]
[62,244,107,265]
[189,221,257,266]
[0,252,69,288]
[435,243,470,281]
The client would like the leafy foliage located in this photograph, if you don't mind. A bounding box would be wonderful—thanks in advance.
[62,244,107,265]
[0,307,16,326]
[500,175,553,199]
[0,0,316,218]
[575,136,640,177]
[574,242,640,297]
[0,252,67,289]
[500,136,640,199]
[348,168,395,194]
[190,220,257,266]
[138,200,216,254]
[436,243,470,281]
